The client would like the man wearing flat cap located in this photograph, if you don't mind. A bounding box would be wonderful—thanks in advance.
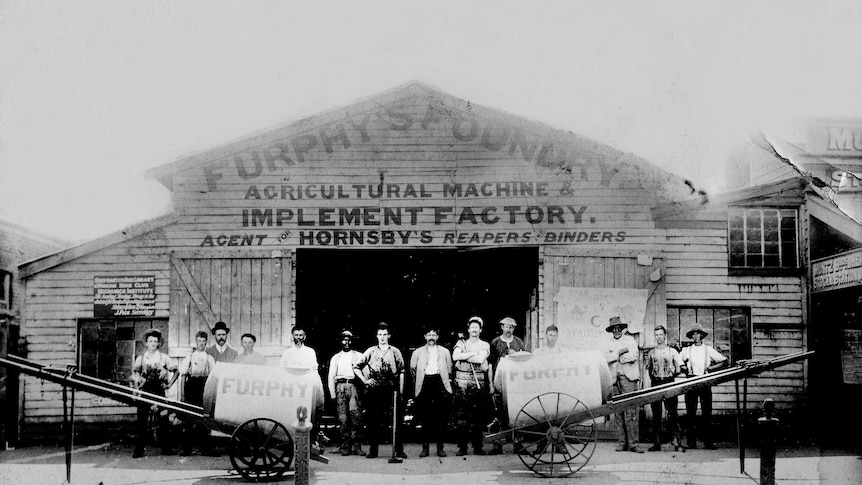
[327,330,365,456]
[488,316,527,454]
[206,321,238,363]
[679,323,727,449]
[605,316,644,453]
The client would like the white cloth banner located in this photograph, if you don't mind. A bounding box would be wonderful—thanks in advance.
[554,287,649,351]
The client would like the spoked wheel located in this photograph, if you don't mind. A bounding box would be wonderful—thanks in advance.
[228,418,294,482]
[512,392,597,478]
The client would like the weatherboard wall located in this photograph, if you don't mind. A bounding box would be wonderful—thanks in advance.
[17,88,809,430]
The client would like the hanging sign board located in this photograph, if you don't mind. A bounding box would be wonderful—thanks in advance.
[93,275,156,317]
[812,248,862,293]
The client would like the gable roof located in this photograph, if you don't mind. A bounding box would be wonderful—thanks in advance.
[145,81,699,202]
[18,212,178,279]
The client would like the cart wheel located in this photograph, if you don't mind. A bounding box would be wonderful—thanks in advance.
[228,418,294,482]
[512,392,597,478]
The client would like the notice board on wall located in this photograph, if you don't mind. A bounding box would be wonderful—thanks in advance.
[841,328,862,385]
[554,287,648,351]
[94,275,156,317]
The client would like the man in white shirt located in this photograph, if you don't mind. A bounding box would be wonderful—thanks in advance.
[534,325,564,354]
[679,323,728,450]
[605,316,644,453]
[280,326,319,370]
[410,325,453,458]
[179,330,216,456]
[327,330,364,456]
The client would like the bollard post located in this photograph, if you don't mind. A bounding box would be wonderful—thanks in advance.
[758,398,778,485]
[293,405,311,485]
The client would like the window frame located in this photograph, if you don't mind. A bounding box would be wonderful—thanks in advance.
[666,306,752,365]
[0,269,11,311]
[727,206,802,276]
[77,318,168,384]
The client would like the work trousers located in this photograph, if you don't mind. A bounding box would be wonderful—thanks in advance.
[613,376,640,447]
[364,384,403,453]
[335,381,363,453]
[684,385,713,447]
[181,376,212,454]
[415,375,451,446]
[135,382,171,454]
[649,376,681,445]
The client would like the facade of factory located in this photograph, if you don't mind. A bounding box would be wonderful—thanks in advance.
[15,83,857,441]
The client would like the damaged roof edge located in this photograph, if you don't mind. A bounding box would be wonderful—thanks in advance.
[749,129,862,226]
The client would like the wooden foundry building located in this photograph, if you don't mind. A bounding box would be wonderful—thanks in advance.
[15,82,847,441]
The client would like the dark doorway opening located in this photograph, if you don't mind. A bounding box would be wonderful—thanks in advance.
[295,247,538,364]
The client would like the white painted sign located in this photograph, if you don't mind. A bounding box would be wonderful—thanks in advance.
[554,287,649,350]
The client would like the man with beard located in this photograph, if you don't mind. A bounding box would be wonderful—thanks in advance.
[605,316,644,453]
[206,321,238,363]
[327,330,365,456]
[410,325,453,458]
[354,323,407,459]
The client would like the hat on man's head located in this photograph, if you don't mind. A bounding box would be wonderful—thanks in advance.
[211,321,230,335]
[605,316,628,332]
[686,323,709,339]
[143,328,163,344]
[339,330,354,339]
[467,316,484,327]
[499,317,517,327]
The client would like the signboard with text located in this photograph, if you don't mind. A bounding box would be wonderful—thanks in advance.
[175,98,663,249]
[94,275,156,317]
[554,287,649,351]
[813,248,862,293]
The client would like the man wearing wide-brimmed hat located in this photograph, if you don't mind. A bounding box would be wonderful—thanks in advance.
[327,330,365,456]
[605,316,644,453]
[131,328,178,458]
[206,321,238,363]
[679,323,727,449]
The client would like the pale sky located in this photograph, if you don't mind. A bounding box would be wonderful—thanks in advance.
[2,1,862,243]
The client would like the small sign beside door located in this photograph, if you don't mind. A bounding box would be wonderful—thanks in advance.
[94,275,156,317]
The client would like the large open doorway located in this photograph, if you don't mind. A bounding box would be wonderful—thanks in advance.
[295,247,538,363]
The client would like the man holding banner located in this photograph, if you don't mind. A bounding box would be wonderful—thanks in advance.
[605,316,644,453]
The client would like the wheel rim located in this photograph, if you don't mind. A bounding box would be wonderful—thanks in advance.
[228,418,294,481]
[512,392,597,478]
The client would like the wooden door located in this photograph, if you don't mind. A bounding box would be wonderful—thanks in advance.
[169,250,294,351]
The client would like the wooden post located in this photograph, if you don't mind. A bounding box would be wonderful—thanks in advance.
[758,398,778,485]
[293,406,311,485]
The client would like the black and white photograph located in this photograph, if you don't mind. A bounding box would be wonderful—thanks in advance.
[1,1,861,484]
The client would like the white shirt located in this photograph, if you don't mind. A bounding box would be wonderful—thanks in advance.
[179,350,215,377]
[680,343,726,376]
[335,351,354,378]
[280,345,319,370]
[424,345,439,375]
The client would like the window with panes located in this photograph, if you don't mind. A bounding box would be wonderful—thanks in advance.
[78,319,168,383]
[728,208,798,270]
[666,307,751,364]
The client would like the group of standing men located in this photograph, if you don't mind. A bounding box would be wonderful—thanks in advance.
[325,316,526,459]
[129,314,730,460]
[606,317,728,454]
